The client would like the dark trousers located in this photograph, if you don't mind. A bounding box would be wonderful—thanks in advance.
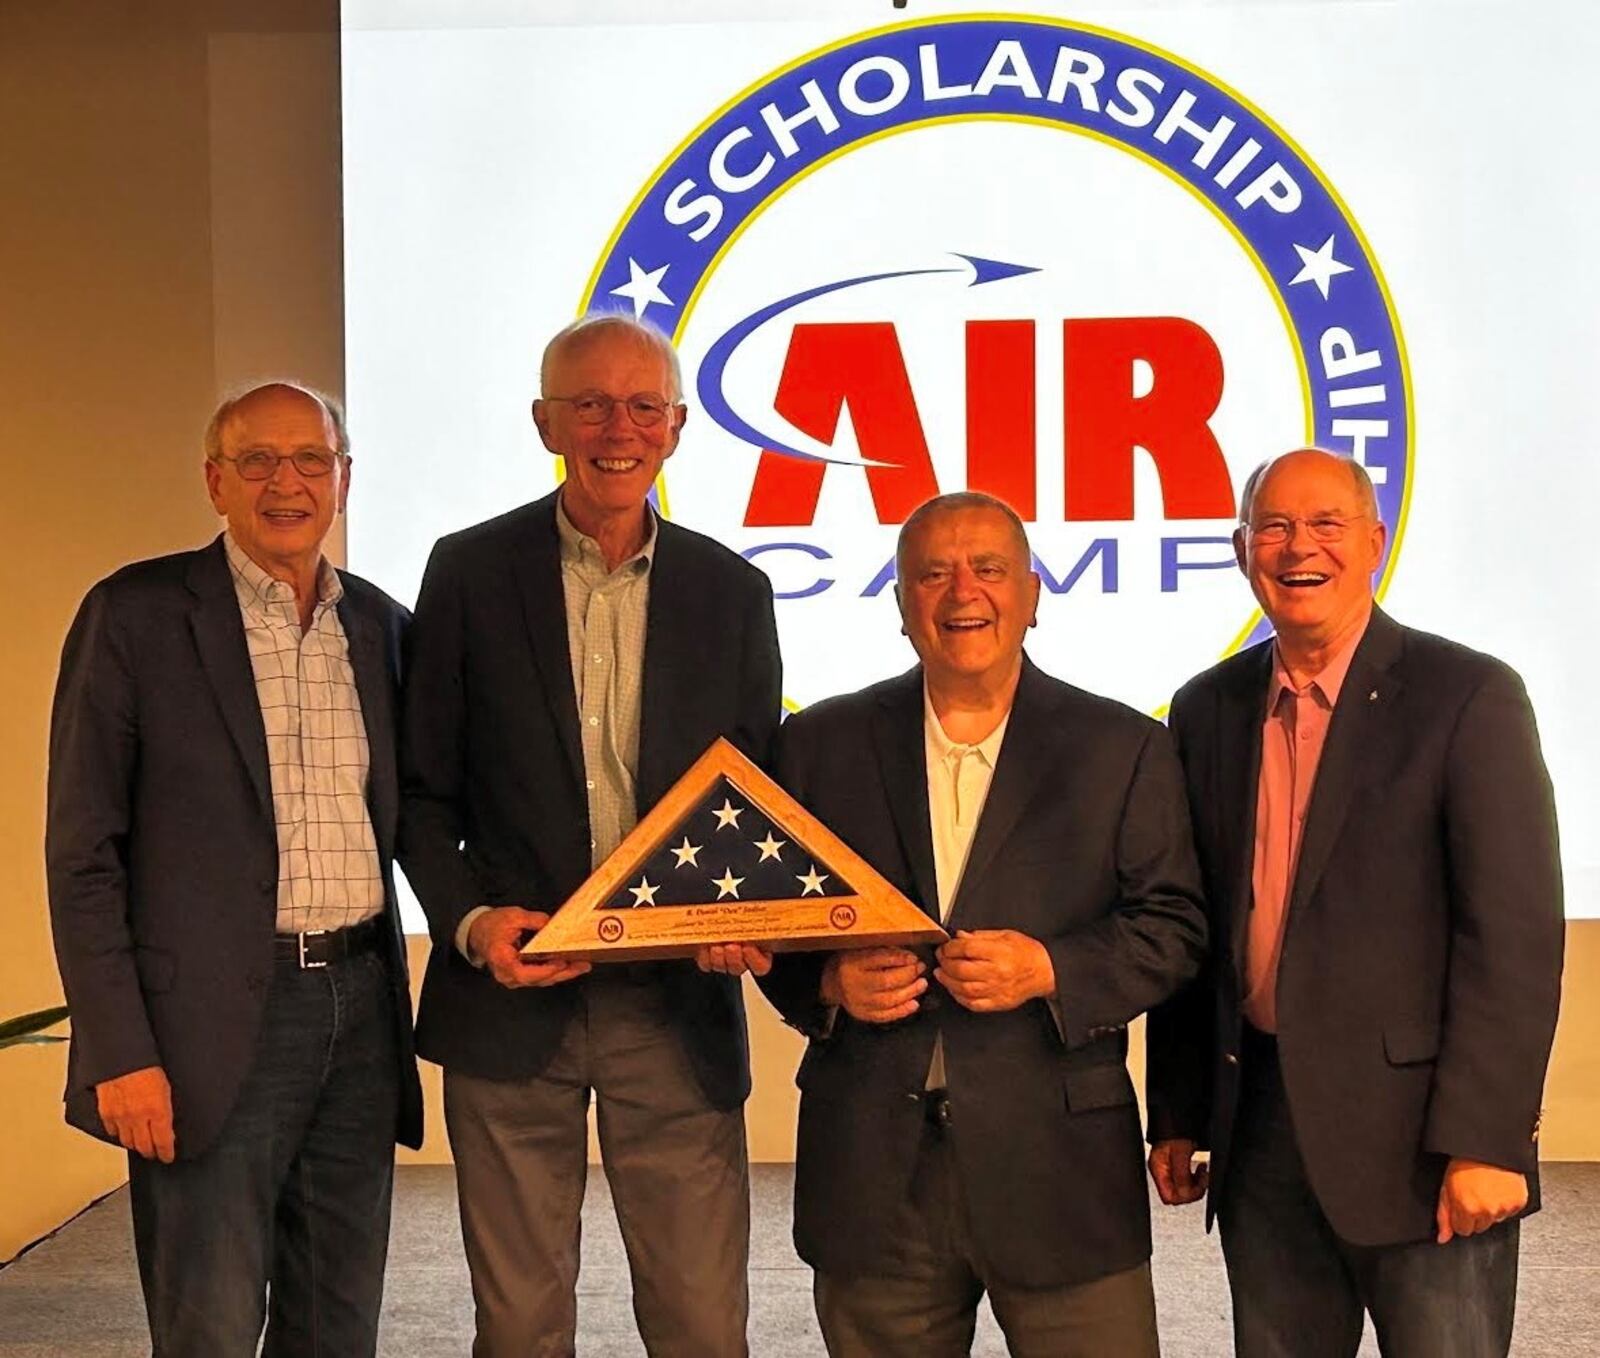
[814,1102,1160,1358]
[1219,1027,1519,1358]
[128,950,399,1358]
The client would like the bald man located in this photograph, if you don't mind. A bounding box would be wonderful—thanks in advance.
[1146,449,1563,1357]
[47,383,422,1356]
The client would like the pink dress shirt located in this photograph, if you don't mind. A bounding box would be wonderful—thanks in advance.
[1244,618,1369,1032]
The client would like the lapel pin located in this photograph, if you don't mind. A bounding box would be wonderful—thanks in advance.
[1368,689,1378,703]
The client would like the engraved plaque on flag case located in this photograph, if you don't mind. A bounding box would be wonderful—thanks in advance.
[522,738,946,962]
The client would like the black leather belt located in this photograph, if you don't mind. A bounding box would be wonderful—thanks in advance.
[923,1088,952,1129]
[273,917,385,969]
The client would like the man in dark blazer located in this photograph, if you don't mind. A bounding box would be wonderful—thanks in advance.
[46,382,423,1357]
[1146,448,1564,1358]
[399,315,781,1356]
[759,492,1207,1357]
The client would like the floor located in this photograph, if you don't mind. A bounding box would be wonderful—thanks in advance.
[1,1164,1595,1355]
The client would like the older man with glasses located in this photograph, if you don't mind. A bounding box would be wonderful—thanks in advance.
[47,382,423,1356]
[1146,447,1564,1358]
[399,313,781,1356]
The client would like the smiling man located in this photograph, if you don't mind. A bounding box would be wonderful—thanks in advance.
[759,491,1207,1357]
[1146,448,1565,1358]
[47,382,423,1355]
[399,314,781,1356]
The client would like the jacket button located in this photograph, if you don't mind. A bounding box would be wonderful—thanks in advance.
[258,878,275,893]
[1224,1052,1239,1066]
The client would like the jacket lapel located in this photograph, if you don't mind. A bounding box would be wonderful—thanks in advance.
[1288,607,1405,915]
[510,494,585,796]
[187,540,272,817]
[947,659,1059,928]
[1219,644,1272,975]
[338,587,397,862]
[871,668,940,920]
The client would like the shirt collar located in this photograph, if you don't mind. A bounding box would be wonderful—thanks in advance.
[1269,609,1369,711]
[922,683,1012,769]
[223,530,342,618]
[555,492,658,577]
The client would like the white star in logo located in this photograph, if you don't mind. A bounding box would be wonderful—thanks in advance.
[1288,235,1354,301]
[712,868,744,900]
[712,799,744,830]
[628,876,659,907]
[753,833,786,862]
[796,865,829,896]
[609,257,673,318]
[671,836,703,868]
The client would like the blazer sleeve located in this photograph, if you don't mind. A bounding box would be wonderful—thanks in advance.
[734,570,783,770]
[1425,662,1564,1172]
[1143,687,1217,1145]
[1046,720,1210,1050]
[397,539,486,949]
[45,582,162,1088]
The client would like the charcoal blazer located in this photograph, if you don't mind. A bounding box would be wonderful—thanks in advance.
[759,658,1208,1289]
[398,490,782,1108]
[46,537,424,1158]
[1146,606,1564,1246]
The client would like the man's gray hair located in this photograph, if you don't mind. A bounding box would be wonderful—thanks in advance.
[203,381,350,461]
[539,312,683,402]
[1237,448,1379,523]
[895,491,1032,578]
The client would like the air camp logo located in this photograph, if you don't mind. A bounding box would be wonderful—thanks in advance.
[579,14,1410,712]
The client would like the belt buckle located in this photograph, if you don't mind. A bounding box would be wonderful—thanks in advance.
[297,929,329,969]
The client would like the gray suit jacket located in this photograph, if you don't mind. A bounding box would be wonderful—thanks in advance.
[47,537,424,1157]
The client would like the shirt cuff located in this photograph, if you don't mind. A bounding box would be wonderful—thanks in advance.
[456,906,491,966]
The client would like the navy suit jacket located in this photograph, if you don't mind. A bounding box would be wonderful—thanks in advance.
[1146,607,1564,1246]
[46,537,424,1157]
[759,659,1207,1289]
[398,491,782,1108]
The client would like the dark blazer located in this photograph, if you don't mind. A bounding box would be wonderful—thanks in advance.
[46,537,424,1158]
[1146,607,1564,1247]
[759,659,1207,1289]
[398,491,782,1109]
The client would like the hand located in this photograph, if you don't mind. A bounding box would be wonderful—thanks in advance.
[695,943,774,977]
[820,947,926,1023]
[470,907,591,989]
[934,929,1054,1013]
[1148,1138,1209,1205]
[96,1065,175,1162]
[1435,1158,1528,1243]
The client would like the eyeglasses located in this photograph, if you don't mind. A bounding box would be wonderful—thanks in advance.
[1244,513,1368,545]
[214,449,343,480]
[542,391,676,428]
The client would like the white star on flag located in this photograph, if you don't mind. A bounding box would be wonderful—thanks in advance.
[713,799,744,830]
[671,836,703,868]
[628,876,659,907]
[754,833,786,862]
[713,868,745,900]
[1288,235,1354,301]
[609,257,673,318]
[797,865,829,896]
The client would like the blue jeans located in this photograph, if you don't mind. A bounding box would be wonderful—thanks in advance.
[128,950,399,1357]
[1219,1034,1519,1358]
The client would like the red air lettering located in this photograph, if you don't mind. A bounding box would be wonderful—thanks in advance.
[743,323,939,527]
[743,316,1234,526]
[966,320,1036,520]
[1063,318,1234,520]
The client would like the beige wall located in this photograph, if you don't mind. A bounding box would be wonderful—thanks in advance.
[2,1,1596,1267]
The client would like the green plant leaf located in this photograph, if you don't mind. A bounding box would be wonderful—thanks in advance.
[0,1005,71,1044]
[0,1033,69,1049]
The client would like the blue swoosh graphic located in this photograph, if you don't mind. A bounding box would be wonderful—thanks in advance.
[696,254,1039,468]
